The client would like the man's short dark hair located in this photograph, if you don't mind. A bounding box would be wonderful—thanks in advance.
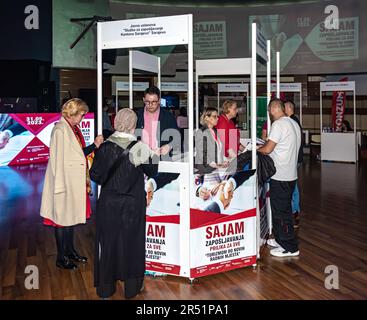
[144,86,161,98]
[284,99,295,110]
[269,98,285,112]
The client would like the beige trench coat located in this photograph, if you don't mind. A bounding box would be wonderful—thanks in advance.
[40,117,87,226]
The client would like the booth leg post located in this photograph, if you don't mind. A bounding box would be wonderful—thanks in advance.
[189,278,195,285]
[252,264,257,269]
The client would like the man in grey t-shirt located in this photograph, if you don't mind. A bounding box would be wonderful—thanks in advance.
[258,98,301,257]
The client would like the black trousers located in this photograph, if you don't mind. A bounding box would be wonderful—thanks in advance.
[270,179,299,253]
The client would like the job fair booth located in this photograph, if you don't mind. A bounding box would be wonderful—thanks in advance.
[97,15,271,281]
[319,81,357,163]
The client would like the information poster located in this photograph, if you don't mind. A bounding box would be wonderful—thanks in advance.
[145,177,181,275]
[0,113,94,166]
[190,166,257,278]
[194,21,227,58]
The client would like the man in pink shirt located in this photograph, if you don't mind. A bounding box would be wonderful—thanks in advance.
[136,86,180,157]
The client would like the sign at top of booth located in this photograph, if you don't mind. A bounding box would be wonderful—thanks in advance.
[320,81,355,92]
[218,83,249,93]
[270,83,302,92]
[99,15,191,49]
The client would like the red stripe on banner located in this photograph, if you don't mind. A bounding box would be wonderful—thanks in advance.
[145,261,181,275]
[331,77,348,131]
[190,256,257,278]
[146,215,180,224]
[190,208,256,229]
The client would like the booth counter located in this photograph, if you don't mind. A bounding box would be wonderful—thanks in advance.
[321,132,358,163]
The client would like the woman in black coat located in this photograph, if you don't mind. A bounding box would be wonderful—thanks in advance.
[90,108,161,299]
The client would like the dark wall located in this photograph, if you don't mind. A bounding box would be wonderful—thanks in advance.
[0,0,52,61]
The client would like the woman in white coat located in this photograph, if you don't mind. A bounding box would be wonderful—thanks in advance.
[40,98,104,269]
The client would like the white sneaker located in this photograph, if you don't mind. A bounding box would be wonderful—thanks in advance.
[270,247,300,257]
[267,238,281,248]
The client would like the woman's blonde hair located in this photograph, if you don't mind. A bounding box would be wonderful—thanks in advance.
[222,100,237,114]
[200,107,218,126]
[61,98,89,118]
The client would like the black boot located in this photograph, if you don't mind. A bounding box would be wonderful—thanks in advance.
[55,228,77,270]
[64,226,88,263]
[124,277,144,299]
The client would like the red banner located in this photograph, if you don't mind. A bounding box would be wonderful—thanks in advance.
[331,77,348,132]
[0,113,94,166]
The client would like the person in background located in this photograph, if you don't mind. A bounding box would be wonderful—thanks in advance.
[216,100,245,160]
[261,120,268,141]
[342,120,353,132]
[176,107,188,153]
[90,108,164,299]
[176,107,188,130]
[285,100,303,229]
[257,98,301,258]
[136,86,180,157]
[40,98,104,269]
[102,103,114,140]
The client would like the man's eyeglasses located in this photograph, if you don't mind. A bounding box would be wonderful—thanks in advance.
[144,100,159,106]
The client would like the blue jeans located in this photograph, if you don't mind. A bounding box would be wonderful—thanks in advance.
[292,182,300,214]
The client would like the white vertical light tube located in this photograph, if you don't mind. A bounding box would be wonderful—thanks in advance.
[276,51,280,99]
[97,23,103,196]
[251,23,257,170]
[266,40,271,136]
[300,88,303,126]
[320,86,323,135]
[195,71,199,130]
[353,85,357,161]
[186,14,194,278]
[129,50,133,109]
[157,57,161,90]
[115,88,118,114]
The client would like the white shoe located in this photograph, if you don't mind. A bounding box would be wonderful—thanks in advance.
[270,247,300,257]
[267,238,281,248]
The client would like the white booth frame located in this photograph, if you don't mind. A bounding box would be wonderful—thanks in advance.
[320,81,357,163]
[195,25,271,258]
[98,18,272,279]
[97,14,194,279]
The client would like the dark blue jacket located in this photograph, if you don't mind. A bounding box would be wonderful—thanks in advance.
[135,107,180,152]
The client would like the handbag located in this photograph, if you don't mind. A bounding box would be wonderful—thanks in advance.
[102,140,138,187]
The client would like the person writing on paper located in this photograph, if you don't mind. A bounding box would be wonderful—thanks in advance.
[216,100,245,159]
[257,98,301,258]
[40,98,104,270]
[90,108,169,299]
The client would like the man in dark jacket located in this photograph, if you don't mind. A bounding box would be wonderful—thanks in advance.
[285,100,303,228]
[136,86,180,158]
